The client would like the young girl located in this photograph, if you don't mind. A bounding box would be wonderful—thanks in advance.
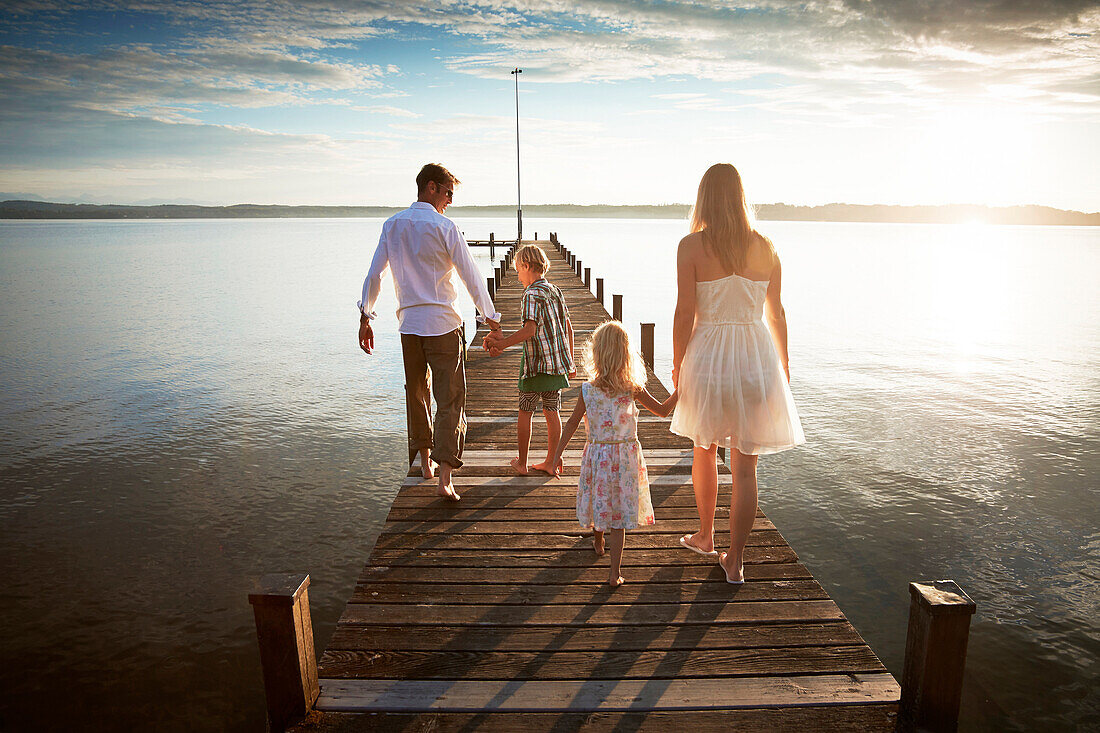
[550,321,677,586]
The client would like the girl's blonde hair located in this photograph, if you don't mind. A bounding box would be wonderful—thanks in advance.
[584,320,648,395]
[690,163,774,275]
[513,244,551,275]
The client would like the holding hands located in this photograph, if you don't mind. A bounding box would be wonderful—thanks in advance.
[482,328,505,356]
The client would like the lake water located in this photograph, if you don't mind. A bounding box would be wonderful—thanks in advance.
[0,217,1097,731]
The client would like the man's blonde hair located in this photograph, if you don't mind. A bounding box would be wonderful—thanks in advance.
[513,244,551,275]
[583,320,648,396]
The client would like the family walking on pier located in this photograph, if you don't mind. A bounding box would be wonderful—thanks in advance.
[359,162,804,585]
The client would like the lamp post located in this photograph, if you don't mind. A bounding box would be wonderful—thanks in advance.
[511,67,522,242]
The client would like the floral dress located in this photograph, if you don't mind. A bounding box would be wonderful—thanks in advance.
[576,382,655,531]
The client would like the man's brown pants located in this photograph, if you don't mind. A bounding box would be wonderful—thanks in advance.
[400,329,466,469]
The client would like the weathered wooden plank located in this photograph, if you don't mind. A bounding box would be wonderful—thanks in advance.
[294,705,899,733]
[375,518,775,536]
[325,620,866,652]
[315,673,902,712]
[338,599,845,627]
[350,579,828,605]
[370,530,787,550]
[365,545,799,567]
[356,562,811,586]
[397,473,717,489]
[382,507,746,522]
[318,645,887,680]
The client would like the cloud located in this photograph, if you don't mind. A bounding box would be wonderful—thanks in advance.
[354,105,421,118]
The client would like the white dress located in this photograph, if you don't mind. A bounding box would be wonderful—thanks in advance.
[670,273,805,455]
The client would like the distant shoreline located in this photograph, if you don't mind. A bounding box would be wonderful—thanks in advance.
[1,200,1097,226]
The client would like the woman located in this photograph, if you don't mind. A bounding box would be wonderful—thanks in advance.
[670,163,805,583]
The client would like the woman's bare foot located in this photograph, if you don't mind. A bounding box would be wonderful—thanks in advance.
[718,552,745,584]
[592,533,605,556]
[681,531,715,554]
[608,575,625,587]
[509,457,530,475]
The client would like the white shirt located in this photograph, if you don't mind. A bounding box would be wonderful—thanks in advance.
[359,202,501,337]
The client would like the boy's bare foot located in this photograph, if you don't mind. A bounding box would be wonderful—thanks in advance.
[531,458,564,476]
[608,575,625,587]
[592,534,605,556]
[530,460,554,475]
[509,457,530,475]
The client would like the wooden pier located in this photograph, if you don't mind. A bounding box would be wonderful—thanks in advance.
[301,239,901,731]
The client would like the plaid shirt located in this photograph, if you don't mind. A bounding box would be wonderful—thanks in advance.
[521,279,574,378]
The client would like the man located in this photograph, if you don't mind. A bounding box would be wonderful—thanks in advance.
[358,163,501,501]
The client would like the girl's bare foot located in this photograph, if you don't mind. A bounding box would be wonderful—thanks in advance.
[592,533,605,556]
[609,575,625,587]
[509,457,530,475]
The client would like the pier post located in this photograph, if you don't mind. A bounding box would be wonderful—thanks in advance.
[535,231,538,240]
[641,323,654,370]
[489,232,495,260]
[248,574,318,733]
[899,580,976,733]
[613,294,623,322]
[487,276,496,301]
[576,258,582,278]
[596,277,604,305]
[584,267,591,289]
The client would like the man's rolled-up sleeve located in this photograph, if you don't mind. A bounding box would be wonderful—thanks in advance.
[358,227,389,318]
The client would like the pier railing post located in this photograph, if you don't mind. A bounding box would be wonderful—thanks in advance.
[489,232,495,259]
[584,267,591,289]
[613,294,623,322]
[899,580,976,733]
[248,574,318,733]
[641,323,654,370]
[596,277,604,305]
[576,258,582,278]
[487,276,495,302]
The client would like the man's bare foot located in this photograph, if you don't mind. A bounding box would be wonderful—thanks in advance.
[592,533,605,556]
[438,483,460,502]
[608,575,625,587]
[509,457,530,475]
[421,460,436,480]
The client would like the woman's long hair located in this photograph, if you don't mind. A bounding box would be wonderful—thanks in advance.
[584,320,647,396]
[689,163,771,275]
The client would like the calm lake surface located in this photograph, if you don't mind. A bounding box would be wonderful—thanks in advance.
[1,217,1097,731]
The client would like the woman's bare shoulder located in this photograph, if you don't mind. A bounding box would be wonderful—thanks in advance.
[677,231,704,255]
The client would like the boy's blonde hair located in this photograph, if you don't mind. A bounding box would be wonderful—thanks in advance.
[584,320,648,395]
[513,244,551,275]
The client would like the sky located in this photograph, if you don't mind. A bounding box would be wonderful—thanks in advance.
[1,1,1098,209]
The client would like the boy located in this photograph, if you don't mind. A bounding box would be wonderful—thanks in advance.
[483,245,576,475]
